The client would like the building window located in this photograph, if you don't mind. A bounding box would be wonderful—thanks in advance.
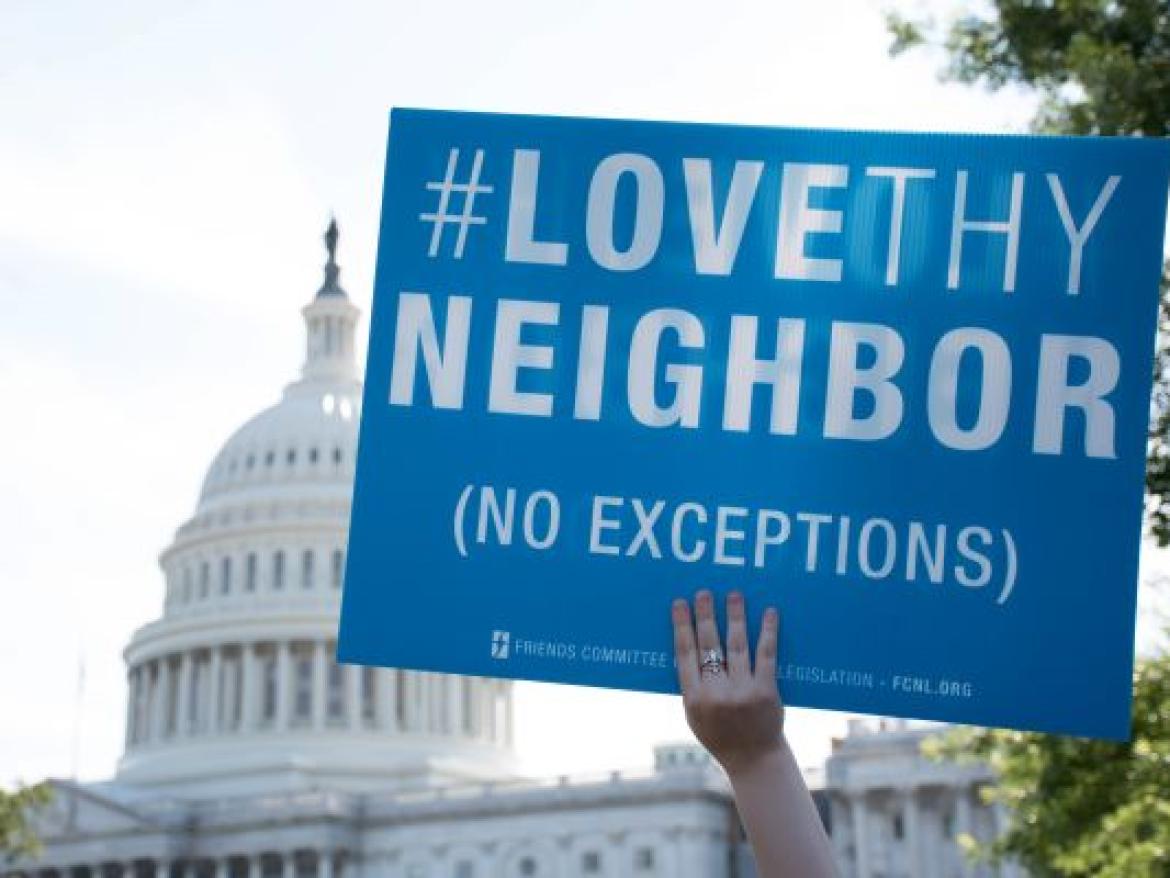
[309,447,319,464]
[293,650,313,724]
[332,447,342,465]
[331,549,344,589]
[581,852,601,873]
[246,553,257,591]
[454,862,474,878]
[517,858,537,877]
[182,568,192,603]
[361,666,376,724]
[893,813,904,840]
[634,848,655,871]
[221,556,232,594]
[199,561,210,598]
[327,662,346,722]
[287,448,297,466]
[273,550,285,589]
[245,454,255,470]
[265,450,275,466]
[261,651,278,723]
[302,549,314,589]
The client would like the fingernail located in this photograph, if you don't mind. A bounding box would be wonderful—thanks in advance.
[728,590,743,603]
[765,607,778,622]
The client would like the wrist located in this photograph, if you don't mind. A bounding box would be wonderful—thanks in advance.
[717,735,789,781]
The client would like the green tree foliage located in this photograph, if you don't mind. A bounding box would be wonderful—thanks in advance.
[0,783,51,864]
[925,655,1170,877]
[886,1,1170,544]
[887,0,1169,136]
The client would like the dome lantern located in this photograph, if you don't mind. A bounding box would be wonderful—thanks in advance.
[301,219,361,384]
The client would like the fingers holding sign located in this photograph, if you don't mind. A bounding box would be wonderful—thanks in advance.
[671,597,700,692]
[671,590,785,776]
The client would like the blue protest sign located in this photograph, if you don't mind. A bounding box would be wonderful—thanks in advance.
[339,108,1170,739]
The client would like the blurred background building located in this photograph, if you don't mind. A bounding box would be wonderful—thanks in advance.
[11,225,1017,878]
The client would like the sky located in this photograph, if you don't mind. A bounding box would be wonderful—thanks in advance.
[1,0,1167,787]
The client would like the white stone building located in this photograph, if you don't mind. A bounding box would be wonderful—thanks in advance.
[11,225,1019,878]
[824,719,1023,878]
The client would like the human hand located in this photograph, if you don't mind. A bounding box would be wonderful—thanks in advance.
[671,589,784,778]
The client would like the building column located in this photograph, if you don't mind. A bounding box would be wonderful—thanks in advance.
[208,646,222,734]
[345,664,362,730]
[175,652,193,736]
[125,669,138,744]
[901,788,922,878]
[312,641,328,731]
[485,680,497,742]
[246,857,259,878]
[134,669,145,744]
[431,675,446,733]
[955,789,973,878]
[477,680,492,741]
[448,675,462,735]
[409,673,425,733]
[240,642,257,731]
[377,668,397,732]
[853,791,871,878]
[422,673,436,733]
[276,641,292,730]
[461,678,474,738]
[992,802,1020,878]
[925,789,939,873]
[317,853,332,878]
[829,795,850,870]
[503,681,514,746]
[154,659,172,739]
[155,859,169,878]
[281,854,294,878]
[124,669,137,748]
[420,673,436,733]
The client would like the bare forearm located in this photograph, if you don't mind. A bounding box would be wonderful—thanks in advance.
[671,592,835,877]
[725,740,837,878]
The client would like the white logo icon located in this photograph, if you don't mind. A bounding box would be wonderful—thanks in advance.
[491,630,511,660]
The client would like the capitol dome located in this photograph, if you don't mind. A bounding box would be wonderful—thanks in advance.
[196,381,360,507]
[116,222,517,798]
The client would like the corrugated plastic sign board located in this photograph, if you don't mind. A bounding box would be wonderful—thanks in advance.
[339,109,1170,740]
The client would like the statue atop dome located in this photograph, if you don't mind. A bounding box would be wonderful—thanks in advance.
[317,217,346,297]
[298,217,362,383]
